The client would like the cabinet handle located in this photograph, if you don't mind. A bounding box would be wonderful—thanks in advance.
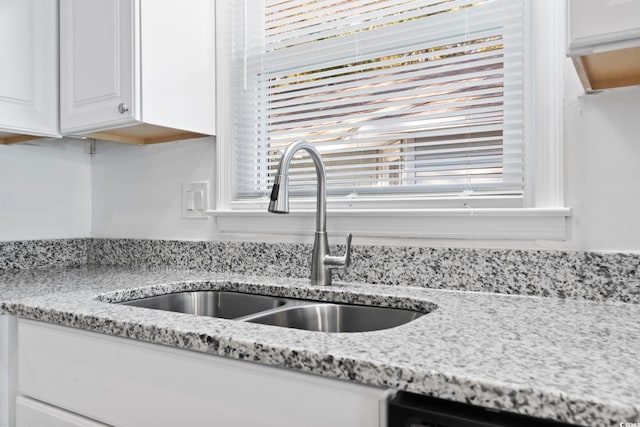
[118,103,129,114]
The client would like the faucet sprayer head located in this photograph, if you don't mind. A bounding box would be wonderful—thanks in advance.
[268,174,289,214]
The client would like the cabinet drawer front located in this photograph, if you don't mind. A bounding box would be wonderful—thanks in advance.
[17,396,108,427]
[18,320,388,427]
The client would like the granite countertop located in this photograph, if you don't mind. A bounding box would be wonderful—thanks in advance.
[1,266,639,426]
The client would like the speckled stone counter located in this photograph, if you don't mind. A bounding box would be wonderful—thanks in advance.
[89,238,640,303]
[0,239,87,271]
[3,238,640,303]
[1,266,638,426]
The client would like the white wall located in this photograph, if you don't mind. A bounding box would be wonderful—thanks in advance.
[563,64,640,252]
[3,63,638,251]
[88,60,640,253]
[91,137,217,240]
[0,139,91,241]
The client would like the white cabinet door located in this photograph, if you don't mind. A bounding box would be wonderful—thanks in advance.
[568,0,640,53]
[0,0,58,141]
[140,0,216,136]
[60,0,136,134]
[16,396,108,427]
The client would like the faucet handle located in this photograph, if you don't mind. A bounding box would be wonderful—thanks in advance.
[325,233,352,269]
[342,232,352,268]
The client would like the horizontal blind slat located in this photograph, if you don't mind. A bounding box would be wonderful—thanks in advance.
[233,0,525,198]
[266,1,519,52]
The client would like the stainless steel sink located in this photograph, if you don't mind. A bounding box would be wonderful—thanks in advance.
[117,290,426,332]
[119,291,286,319]
[243,303,424,333]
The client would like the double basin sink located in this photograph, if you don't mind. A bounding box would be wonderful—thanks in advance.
[118,290,425,333]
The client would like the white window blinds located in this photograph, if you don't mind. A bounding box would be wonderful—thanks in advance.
[232,0,525,201]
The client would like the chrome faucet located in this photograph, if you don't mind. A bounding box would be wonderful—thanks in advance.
[268,140,352,286]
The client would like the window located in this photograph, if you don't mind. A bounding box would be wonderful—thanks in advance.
[233,0,524,204]
[215,0,569,240]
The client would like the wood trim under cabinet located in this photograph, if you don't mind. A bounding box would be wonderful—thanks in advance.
[573,46,640,91]
[86,123,208,145]
[0,133,47,145]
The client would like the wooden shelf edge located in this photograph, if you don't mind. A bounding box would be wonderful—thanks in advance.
[144,132,209,145]
[0,134,50,145]
[572,45,640,92]
[86,128,209,145]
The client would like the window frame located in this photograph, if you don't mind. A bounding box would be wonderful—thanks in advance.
[213,0,570,242]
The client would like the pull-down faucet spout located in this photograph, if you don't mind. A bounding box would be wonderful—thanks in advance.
[268,140,352,286]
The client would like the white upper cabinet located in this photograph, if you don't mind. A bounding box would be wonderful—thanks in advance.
[568,0,640,53]
[567,0,640,91]
[60,0,135,135]
[60,0,216,144]
[0,0,59,144]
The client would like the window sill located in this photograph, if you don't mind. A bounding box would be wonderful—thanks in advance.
[209,208,571,241]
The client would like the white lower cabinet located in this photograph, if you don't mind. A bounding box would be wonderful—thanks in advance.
[0,315,17,427]
[17,319,391,427]
[16,397,108,427]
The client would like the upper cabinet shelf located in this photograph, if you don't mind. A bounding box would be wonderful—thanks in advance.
[567,0,640,91]
[60,0,216,144]
[0,0,59,145]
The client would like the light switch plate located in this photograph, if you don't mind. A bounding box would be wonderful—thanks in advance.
[182,182,209,219]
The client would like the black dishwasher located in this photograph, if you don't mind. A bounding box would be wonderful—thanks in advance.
[388,391,582,427]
